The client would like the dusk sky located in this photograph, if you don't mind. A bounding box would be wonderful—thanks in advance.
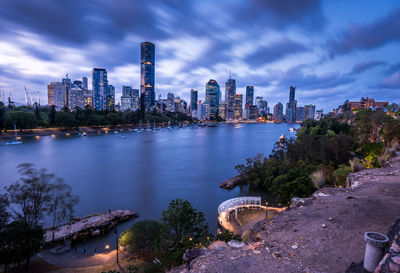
[0,0,399,111]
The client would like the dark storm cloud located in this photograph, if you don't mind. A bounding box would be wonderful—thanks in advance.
[247,38,310,66]
[279,65,354,90]
[351,61,386,74]
[236,0,325,32]
[328,8,400,56]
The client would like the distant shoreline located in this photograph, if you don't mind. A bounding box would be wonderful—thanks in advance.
[0,122,298,140]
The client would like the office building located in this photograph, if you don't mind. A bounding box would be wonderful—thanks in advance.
[245,86,254,110]
[304,104,316,120]
[107,85,115,111]
[219,102,227,120]
[140,42,155,112]
[234,93,243,120]
[205,79,220,120]
[250,105,258,120]
[47,82,63,111]
[92,68,108,110]
[273,102,284,122]
[82,77,88,90]
[296,106,305,122]
[190,89,198,114]
[225,72,236,120]
[286,86,297,123]
[69,85,85,110]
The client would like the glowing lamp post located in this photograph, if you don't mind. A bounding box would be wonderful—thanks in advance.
[105,245,109,253]
[265,202,269,219]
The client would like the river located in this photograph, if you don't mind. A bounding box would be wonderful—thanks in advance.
[0,123,298,252]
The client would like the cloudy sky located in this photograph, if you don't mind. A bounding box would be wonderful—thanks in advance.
[0,0,399,111]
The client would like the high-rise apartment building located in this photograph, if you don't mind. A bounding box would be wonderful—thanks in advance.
[167,93,174,112]
[218,102,227,120]
[273,102,283,122]
[92,68,108,110]
[47,82,63,111]
[190,89,198,114]
[304,104,316,120]
[205,79,220,120]
[234,94,243,120]
[82,77,88,90]
[107,85,115,111]
[225,73,236,120]
[296,106,305,122]
[140,42,155,112]
[245,86,254,110]
[69,85,85,110]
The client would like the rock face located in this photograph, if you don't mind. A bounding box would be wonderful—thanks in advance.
[208,240,230,251]
[227,240,246,248]
[220,175,243,189]
[375,218,400,272]
[44,210,138,244]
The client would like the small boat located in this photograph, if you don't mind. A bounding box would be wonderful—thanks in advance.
[6,124,23,145]
[113,131,119,134]
[78,132,87,136]
[120,135,127,139]
[167,120,172,130]
[234,124,242,129]
[289,128,295,132]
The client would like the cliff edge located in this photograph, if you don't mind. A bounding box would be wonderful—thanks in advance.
[171,153,400,273]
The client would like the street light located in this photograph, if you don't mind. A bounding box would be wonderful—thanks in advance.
[265,202,269,219]
[105,245,109,253]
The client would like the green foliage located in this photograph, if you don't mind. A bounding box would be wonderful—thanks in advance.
[55,112,78,128]
[360,142,383,168]
[6,111,38,129]
[0,221,44,270]
[333,165,351,187]
[119,220,162,259]
[120,199,210,270]
[0,193,9,225]
[215,229,242,242]
[158,199,210,268]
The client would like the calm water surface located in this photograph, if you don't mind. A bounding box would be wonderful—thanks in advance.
[0,123,298,252]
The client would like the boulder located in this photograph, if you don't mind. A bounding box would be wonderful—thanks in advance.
[208,240,230,251]
[243,241,262,251]
[183,248,209,263]
[227,240,246,248]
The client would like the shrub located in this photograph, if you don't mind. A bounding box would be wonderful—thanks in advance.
[310,169,325,189]
[333,165,351,187]
[349,158,363,172]
[215,229,242,242]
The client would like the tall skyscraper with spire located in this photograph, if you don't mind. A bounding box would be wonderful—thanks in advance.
[140,42,155,112]
[225,70,236,120]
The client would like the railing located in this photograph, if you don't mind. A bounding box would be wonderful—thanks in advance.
[218,196,262,214]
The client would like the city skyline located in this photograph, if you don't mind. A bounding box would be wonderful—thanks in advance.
[0,1,399,111]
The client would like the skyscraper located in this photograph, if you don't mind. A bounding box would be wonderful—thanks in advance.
[205,80,220,120]
[82,77,88,90]
[92,68,108,110]
[234,94,243,120]
[107,85,115,111]
[273,102,283,122]
[190,89,198,114]
[245,86,254,109]
[286,86,297,123]
[225,72,236,120]
[304,104,316,120]
[140,42,155,112]
[47,82,63,111]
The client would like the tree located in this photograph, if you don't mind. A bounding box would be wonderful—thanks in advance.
[0,193,9,226]
[48,179,79,242]
[158,199,210,268]
[6,163,53,227]
[119,220,162,259]
[5,111,38,129]
[6,163,78,228]
[48,105,56,126]
[0,101,5,133]
[55,112,78,128]
[0,221,44,271]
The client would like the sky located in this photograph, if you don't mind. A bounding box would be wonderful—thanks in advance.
[0,0,399,111]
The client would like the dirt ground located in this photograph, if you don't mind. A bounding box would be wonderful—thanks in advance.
[171,154,400,273]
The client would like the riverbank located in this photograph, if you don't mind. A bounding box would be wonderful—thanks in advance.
[170,153,400,273]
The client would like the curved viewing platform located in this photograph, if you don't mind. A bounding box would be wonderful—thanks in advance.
[218,196,286,235]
